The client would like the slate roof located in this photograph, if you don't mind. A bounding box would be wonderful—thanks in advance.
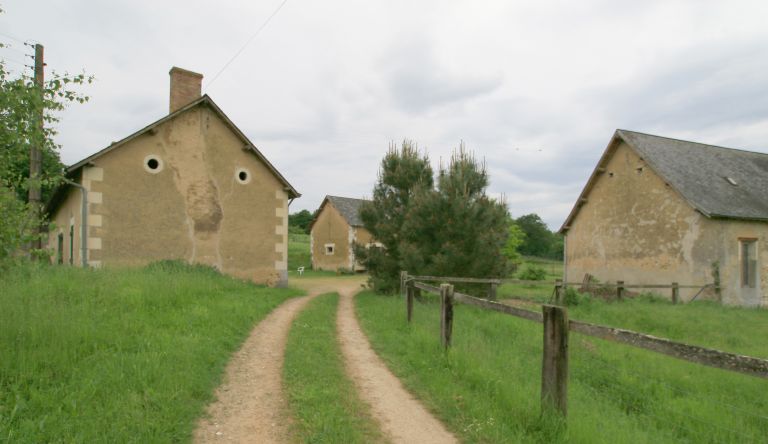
[561,130,768,232]
[326,195,368,227]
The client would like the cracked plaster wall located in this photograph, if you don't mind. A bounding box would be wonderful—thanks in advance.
[565,141,768,306]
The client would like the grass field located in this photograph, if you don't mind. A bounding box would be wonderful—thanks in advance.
[355,290,768,443]
[500,256,564,302]
[288,232,311,272]
[284,293,382,443]
[0,262,301,443]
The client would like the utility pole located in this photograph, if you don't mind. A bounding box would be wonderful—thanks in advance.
[28,43,44,252]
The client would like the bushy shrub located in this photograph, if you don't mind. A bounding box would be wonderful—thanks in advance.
[563,287,590,306]
[0,186,45,265]
[517,263,546,280]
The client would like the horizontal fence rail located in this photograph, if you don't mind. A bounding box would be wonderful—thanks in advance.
[410,275,501,284]
[452,291,543,323]
[502,280,713,290]
[569,320,768,379]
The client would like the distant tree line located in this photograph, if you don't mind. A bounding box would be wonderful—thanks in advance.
[288,209,314,234]
[511,213,564,260]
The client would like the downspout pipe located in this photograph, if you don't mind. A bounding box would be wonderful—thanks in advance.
[63,178,88,267]
[562,234,567,285]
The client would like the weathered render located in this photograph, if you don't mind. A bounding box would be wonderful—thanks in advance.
[309,195,373,271]
[46,67,299,286]
[561,130,768,307]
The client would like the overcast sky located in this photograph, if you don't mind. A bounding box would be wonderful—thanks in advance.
[3,0,768,229]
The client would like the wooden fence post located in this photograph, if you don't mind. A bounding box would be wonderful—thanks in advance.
[406,283,414,323]
[616,281,625,301]
[671,282,679,305]
[554,279,563,305]
[440,283,454,350]
[488,282,498,300]
[400,271,408,297]
[541,304,569,417]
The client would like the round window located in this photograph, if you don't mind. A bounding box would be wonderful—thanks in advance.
[236,168,251,184]
[143,155,164,174]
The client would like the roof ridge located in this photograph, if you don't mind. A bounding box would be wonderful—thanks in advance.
[618,129,768,157]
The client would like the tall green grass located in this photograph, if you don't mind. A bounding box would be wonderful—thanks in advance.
[0,263,301,443]
[284,293,382,443]
[356,291,768,443]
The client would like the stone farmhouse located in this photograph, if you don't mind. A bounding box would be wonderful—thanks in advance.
[309,195,374,272]
[561,129,768,307]
[45,67,300,286]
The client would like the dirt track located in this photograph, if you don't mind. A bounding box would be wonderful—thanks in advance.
[193,293,314,443]
[336,285,458,444]
[194,276,456,443]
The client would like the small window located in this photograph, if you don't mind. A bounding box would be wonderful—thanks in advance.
[608,172,614,178]
[324,243,335,255]
[69,225,74,265]
[236,168,251,184]
[741,239,757,288]
[57,233,64,265]
[143,155,164,174]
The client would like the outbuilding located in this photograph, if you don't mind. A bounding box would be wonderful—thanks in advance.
[561,130,768,306]
[45,67,300,286]
[309,195,373,272]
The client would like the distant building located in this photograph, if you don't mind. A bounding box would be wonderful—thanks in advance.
[561,130,768,307]
[45,67,300,286]
[309,195,374,272]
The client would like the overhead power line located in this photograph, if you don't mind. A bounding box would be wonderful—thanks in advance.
[205,0,289,90]
[0,30,30,45]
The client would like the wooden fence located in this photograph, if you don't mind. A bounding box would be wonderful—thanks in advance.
[405,272,715,304]
[401,272,768,418]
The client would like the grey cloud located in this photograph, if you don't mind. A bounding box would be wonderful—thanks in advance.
[381,38,503,113]
[590,43,768,132]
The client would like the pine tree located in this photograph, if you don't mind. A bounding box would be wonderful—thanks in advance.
[400,144,510,284]
[355,141,433,292]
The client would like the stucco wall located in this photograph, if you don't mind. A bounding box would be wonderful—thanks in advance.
[310,204,352,271]
[565,141,718,301]
[703,218,768,307]
[49,104,288,286]
[48,185,83,266]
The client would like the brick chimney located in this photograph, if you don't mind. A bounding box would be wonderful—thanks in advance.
[169,67,203,113]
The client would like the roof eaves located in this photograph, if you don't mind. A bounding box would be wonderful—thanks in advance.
[64,95,300,199]
[307,196,330,232]
[559,131,622,233]
[202,97,301,199]
[67,95,210,174]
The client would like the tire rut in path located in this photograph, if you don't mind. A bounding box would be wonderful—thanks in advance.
[193,293,318,444]
[337,288,458,444]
